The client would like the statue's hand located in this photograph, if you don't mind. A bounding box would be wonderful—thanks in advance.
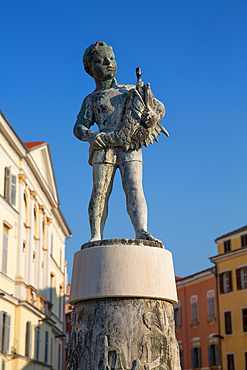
[87,132,107,149]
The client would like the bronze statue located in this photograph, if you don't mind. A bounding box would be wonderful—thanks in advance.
[73,41,168,242]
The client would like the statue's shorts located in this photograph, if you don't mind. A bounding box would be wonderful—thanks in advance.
[91,147,143,166]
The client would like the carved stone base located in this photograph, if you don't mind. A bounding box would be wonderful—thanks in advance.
[67,298,181,370]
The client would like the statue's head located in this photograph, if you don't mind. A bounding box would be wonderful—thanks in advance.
[83,41,117,81]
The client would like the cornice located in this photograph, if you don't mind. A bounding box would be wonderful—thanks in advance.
[176,268,214,288]
[210,246,247,263]
[0,111,27,157]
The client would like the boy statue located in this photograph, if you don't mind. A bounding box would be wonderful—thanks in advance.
[73,41,167,242]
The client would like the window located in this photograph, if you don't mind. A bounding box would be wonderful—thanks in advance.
[174,303,182,328]
[227,354,235,370]
[208,344,219,366]
[190,296,198,323]
[50,337,53,366]
[245,352,247,370]
[2,225,9,275]
[225,311,232,335]
[25,321,32,357]
[0,312,11,353]
[224,240,231,252]
[58,344,61,370]
[207,290,215,319]
[44,331,49,363]
[191,347,201,369]
[236,267,247,290]
[219,271,233,294]
[242,308,247,332]
[35,327,40,360]
[4,167,16,206]
[241,234,247,248]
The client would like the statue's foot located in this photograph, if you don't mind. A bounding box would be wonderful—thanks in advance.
[89,236,102,242]
[136,229,162,243]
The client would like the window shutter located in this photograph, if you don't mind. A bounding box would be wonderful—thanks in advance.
[215,344,219,366]
[4,167,11,202]
[25,322,29,356]
[0,311,3,350]
[219,273,223,294]
[179,349,183,369]
[10,175,16,206]
[179,306,182,327]
[236,268,240,290]
[191,348,195,369]
[4,315,10,353]
[2,232,8,274]
[198,347,201,368]
[208,345,212,367]
[229,270,233,292]
[29,322,33,358]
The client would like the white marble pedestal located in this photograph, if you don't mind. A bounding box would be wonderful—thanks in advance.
[68,239,181,370]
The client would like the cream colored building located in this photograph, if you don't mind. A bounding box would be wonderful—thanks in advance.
[211,226,247,370]
[0,110,72,370]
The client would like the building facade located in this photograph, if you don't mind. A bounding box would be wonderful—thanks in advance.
[175,269,220,370]
[211,226,247,370]
[0,111,72,370]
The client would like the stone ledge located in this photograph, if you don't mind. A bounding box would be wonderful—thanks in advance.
[81,238,163,250]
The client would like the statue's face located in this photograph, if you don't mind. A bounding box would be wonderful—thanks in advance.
[90,46,117,81]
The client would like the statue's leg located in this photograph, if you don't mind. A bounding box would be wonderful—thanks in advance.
[89,163,116,242]
[119,161,161,242]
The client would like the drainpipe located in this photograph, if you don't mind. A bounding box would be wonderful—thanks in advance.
[212,264,222,370]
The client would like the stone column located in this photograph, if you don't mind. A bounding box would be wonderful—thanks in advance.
[44,217,52,300]
[15,174,26,300]
[36,205,44,292]
[68,240,181,370]
[26,190,35,285]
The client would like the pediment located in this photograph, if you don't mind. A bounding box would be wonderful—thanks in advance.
[25,142,59,205]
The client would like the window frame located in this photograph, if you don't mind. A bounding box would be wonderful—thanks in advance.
[0,312,11,354]
[236,266,247,290]
[191,346,201,369]
[226,353,235,370]
[224,239,231,252]
[242,307,247,333]
[219,271,233,294]
[208,343,219,367]
[207,290,215,319]
[241,234,247,248]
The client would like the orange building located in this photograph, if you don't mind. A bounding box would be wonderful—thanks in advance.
[175,268,221,369]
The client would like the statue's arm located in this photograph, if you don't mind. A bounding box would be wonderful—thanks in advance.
[73,98,107,149]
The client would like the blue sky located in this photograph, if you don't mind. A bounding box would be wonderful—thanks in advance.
[1,1,247,281]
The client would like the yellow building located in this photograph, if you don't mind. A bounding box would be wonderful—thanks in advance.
[0,110,72,370]
[211,226,247,370]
